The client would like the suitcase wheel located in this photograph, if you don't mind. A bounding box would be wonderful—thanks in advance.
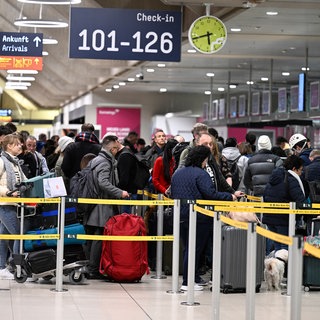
[304,286,310,292]
[69,270,86,285]
[14,268,28,283]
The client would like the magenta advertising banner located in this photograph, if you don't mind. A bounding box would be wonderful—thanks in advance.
[96,107,141,140]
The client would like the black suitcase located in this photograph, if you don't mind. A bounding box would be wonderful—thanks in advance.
[220,225,265,293]
[27,249,56,274]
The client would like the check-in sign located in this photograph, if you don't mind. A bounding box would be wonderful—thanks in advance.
[0,32,43,57]
[69,8,181,62]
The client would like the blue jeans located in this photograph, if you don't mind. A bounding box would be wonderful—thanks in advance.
[0,206,20,269]
[267,224,288,252]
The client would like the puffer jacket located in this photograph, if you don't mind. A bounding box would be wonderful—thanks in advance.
[243,150,283,196]
[304,157,320,181]
[171,166,233,223]
[263,167,306,226]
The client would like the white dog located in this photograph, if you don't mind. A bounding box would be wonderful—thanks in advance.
[264,249,288,291]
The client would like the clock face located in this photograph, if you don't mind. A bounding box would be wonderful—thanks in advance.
[188,15,227,54]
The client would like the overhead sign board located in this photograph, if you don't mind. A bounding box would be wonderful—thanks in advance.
[0,32,43,57]
[0,56,43,70]
[69,8,181,62]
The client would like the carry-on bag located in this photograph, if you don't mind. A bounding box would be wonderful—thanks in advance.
[100,213,149,282]
[220,225,265,293]
[24,223,85,251]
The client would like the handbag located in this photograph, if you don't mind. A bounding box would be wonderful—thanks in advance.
[227,211,261,224]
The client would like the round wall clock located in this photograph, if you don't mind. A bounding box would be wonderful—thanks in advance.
[188,15,227,54]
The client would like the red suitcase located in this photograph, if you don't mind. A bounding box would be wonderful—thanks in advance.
[100,213,149,282]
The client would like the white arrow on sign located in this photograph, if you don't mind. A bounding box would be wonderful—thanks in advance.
[33,36,42,47]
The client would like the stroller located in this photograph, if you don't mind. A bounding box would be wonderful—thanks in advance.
[11,173,89,284]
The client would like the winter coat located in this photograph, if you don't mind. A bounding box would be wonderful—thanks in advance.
[152,156,175,194]
[243,150,283,196]
[299,148,313,167]
[263,167,306,226]
[304,157,320,181]
[86,150,124,228]
[171,166,233,223]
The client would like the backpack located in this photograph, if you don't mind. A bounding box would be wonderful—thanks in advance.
[225,155,241,190]
[70,161,99,223]
[120,150,151,190]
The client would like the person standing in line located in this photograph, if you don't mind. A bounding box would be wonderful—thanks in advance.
[0,134,26,280]
[171,145,237,291]
[61,123,101,180]
[123,131,139,154]
[85,135,129,279]
[289,133,313,167]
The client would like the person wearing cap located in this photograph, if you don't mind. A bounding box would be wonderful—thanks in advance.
[54,136,74,192]
[243,135,283,197]
[61,123,101,180]
[289,133,313,167]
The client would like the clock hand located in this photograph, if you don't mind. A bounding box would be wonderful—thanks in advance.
[206,31,211,45]
[192,32,213,40]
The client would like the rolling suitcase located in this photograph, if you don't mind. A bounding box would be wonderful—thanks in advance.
[100,213,149,282]
[220,225,265,293]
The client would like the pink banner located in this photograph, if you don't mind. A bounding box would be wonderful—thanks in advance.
[96,107,141,140]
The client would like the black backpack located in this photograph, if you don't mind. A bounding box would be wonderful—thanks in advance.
[70,161,99,222]
[225,155,241,190]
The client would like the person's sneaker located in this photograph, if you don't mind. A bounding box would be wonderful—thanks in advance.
[196,278,208,286]
[180,284,204,291]
[0,268,14,280]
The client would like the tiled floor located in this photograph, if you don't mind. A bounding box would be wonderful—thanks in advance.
[0,272,319,320]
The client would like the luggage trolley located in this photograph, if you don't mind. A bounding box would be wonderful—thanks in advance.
[12,172,89,284]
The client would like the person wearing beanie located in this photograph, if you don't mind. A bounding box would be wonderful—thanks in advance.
[58,136,74,152]
[257,135,272,151]
[242,135,283,197]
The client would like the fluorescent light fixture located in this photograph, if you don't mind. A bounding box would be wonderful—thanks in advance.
[105,88,112,92]
[229,84,237,89]
[247,81,254,85]
[119,82,126,86]
[157,63,166,68]
[261,77,269,81]
[7,69,38,74]
[159,88,167,93]
[282,72,290,76]
[266,11,278,16]
[301,67,310,71]
[204,90,211,95]
[6,76,35,81]
[187,49,197,53]
[218,87,225,92]
[42,51,49,56]
[146,68,155,73]
[43,38,58,45]
[6,81,32,86]
[5,85,28,90]
[230,28,241,32]
[18,0,81,4]
[206,72,215,77]
[113,84,120,89]
[14,19,68,28]
[127,77,135,82]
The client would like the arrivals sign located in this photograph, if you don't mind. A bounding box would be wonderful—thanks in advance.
[69,8,181,62]
[0,32,43,70]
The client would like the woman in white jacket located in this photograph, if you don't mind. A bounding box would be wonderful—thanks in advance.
[0,134,26,280]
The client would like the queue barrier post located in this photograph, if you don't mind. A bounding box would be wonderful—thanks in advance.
[212,211,222,320]
[246,222,257,320]
[181,201,200,306]
[152,194,166,279]
[167,199,183,294]
[290,235,303,320]
[52,196,67,292]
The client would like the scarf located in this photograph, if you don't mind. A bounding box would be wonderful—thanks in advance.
[75,132,100,144]
[288,169,305,196]
[1,151,24,191]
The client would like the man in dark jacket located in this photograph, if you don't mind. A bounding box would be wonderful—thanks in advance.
[243,135,283,197]
[61,123,101,181]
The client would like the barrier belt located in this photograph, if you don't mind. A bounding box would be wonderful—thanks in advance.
[194,205,214,218]
[304,243,320,259]
[256,226,292,246]
[68,198,174,206]
[196,199,290,208]
[75,235,174,241]
[0,197,60,204]
[0,234,60,240]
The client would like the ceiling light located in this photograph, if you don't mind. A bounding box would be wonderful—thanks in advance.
[160,88,167,93]
[5,85,28,90]
[42,51,49,56]
[119,82,126,86]
[146,68,155,73]
[127,77,135,82]
[6,81,32,86]
[43,38,58,45]
[266,11,278,16]
[18,0,81,4]
[7,69,38,74]
[105,88,112,92]
[230,28,241,32]
[247,81,254,85]
[206,72,215,77]
[187,49,197,54]
[218,87,225,92]
[157,63,166,68]
[14,19,68,28]
[301,67,310,71]
[204,90,211,95]
[261,77,269,81]
[6,75,35,81]
[282,72,290,76]
[113,84,120,89]
[229,84,237,89]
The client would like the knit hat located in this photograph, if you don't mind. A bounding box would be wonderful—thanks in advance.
[257,135,272,150]
[58,136,73,152]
